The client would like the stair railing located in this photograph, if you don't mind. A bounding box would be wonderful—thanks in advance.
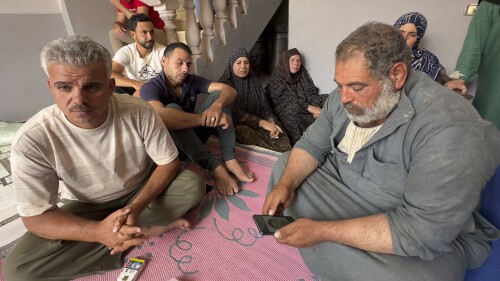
[142,0,247,73]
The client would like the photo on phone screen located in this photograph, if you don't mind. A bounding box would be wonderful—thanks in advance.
[253,215,295,235]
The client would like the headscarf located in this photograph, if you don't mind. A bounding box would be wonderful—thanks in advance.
[218,48,274,124]
[267,48,321,113]
[276,48,304,84]
[394,12,441,80]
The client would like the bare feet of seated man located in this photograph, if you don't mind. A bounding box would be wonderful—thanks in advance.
[211,160,255,196]
[109,214,191,255]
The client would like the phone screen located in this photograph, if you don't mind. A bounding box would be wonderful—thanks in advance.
[253,215,295,235]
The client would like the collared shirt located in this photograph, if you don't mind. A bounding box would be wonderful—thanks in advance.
[295,69,500,264]
[140,72,211,112]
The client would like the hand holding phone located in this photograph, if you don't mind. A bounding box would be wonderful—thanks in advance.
[253,215,295,235]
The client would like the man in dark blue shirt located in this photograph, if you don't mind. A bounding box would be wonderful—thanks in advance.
[141,42,255,196]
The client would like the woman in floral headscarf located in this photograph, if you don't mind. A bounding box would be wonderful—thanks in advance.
[394,12,448,83]
[218,48,291,152]
[266,48,328,145]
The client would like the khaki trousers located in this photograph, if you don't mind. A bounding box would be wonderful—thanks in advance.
[3,169,203,281]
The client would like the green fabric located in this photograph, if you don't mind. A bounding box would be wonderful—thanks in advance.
[455,1,500,129]
[0,122,23,146]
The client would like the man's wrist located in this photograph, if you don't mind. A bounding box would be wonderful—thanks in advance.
[211,102,223,110]
[134,81,144,90]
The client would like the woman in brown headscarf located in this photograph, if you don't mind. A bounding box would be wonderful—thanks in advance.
[219,48,291,152]
[266,48,328,145]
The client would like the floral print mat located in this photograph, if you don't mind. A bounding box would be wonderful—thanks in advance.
[0,138,318,281]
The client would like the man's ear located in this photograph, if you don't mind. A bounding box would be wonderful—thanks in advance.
[389,62,408,90]
[109,77,116,93]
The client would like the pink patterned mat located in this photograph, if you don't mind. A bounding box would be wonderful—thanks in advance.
[1,138,317,281]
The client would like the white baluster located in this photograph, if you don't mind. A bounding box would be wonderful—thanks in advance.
[143,0,180,44]
[199,0,215,62]
[237,0,247,15]
[213,0,227,46]
[226,0,239,29]
[183,0,202,73]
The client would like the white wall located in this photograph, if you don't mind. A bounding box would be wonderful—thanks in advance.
[0,0,475,122]
[63,0,115,52]
[0,0,60,14]
[289,0,474,94]
[0,0,115,122]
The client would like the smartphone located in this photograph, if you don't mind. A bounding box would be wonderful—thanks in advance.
[253,215,295,235]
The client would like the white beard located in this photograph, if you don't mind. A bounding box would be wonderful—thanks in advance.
[346,78,401,125]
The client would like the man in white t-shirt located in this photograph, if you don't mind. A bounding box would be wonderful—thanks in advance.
[112,13,166,97]
[108,0,168,54]
[3,35,204,280]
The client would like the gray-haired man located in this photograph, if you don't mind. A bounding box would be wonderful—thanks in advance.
[3,35,203,280]
[263,22,500,281]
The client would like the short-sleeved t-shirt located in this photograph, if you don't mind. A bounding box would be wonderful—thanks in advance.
[11,94,178,217]
[120,0,165,30]
[113,42,166,81]
[141,72,212,112]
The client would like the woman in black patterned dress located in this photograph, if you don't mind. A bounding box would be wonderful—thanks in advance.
[266,48,328,145]
[218,48,291,152]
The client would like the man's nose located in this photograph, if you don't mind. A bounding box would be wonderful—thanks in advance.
[339,88,354,105]
[72,88,89,104]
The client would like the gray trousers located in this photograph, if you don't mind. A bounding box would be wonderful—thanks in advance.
[267,152,467,281]
[167,92,236,172]
[3,169,204,281]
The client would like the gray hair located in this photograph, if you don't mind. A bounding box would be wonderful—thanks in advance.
[335,22,412,81]
[40,35,112,78]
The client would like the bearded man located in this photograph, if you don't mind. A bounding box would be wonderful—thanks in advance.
[262,22,500,281]
[111,13,165,97]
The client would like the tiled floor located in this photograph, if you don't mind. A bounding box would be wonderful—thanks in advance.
[0,145,26,249]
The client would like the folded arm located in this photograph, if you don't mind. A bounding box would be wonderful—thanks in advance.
[22,207,143,251]
[200,82,237,125]
[148,100,203,130]
[111,61,144,91]
[123,158,181,226]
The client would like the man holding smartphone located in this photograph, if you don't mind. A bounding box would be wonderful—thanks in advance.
[263,22,500,281]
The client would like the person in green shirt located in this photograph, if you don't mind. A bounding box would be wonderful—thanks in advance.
[446,0,500,129]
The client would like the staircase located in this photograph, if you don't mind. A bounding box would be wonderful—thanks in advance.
[142,0,283,81]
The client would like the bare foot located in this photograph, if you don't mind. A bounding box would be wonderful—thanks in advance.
[223,159,255,183]
[211,165,239,196]
[139,218,191,238]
